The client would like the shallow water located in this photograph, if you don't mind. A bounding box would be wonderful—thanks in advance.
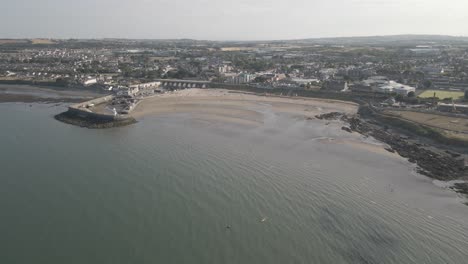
[1,103,467,264]
[0,84,98,99]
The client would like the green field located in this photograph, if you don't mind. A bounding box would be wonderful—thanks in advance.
[418,90,465,99]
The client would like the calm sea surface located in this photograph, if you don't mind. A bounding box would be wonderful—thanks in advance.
[1,102,468,264]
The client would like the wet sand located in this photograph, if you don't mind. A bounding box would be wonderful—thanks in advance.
[132,89,358,125]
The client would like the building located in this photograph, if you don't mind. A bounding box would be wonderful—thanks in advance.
[394,85,416,95]
[130,81,161,90]
[116,86,139,97]
[83,78,97,86]
[323,80,347,91]
[374,81,416,95]
[227,73,254,84]
[218,65,233,73]
[353,77,416,95]
[351,82,373,92]
[438,103,468,114]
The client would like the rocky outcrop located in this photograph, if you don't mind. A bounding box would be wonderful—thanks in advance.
[347,115,466,181]
[315,112,345,120]
[452,183,468,195]
[316,112,467,182]
[341,126,352,133]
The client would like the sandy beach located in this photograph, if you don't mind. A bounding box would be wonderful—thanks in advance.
[132,88,358,126]
[131,88,459,166]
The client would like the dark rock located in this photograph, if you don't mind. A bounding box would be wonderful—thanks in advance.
[341,126,352,133]
[339,113,466,181]
[384,148,395,153]
[315,112,344,120]
[452,183,468,195]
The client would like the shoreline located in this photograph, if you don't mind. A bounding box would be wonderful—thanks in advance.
[131,88,467,200]
[4,85,466,198]
[131,88,359,121]
[316,112,468,200]
[317,112,467,180]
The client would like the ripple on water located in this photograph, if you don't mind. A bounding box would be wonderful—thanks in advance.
[1,104,468,263]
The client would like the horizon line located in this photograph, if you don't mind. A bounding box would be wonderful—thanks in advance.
[1,34,468,43]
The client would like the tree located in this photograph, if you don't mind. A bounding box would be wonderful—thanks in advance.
[395,94,404,102]
[422,80,432,89]
[55,77,70,86]
[253,76,268,83]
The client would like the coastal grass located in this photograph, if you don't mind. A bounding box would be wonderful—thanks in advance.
[385,110,468,135]
[373,111,468,147]
[418,90,464,99]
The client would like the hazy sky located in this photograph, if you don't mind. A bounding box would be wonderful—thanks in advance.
[1,0,468,40]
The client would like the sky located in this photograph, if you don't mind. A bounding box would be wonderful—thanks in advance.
[1,0,468,40]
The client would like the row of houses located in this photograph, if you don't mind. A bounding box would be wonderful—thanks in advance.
[115,81,162,97]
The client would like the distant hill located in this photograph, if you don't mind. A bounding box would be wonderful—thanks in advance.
[295,35,468,46]
[2,35,468,47]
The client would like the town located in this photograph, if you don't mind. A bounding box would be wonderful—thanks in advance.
[1,36,468,143]
[1,37,467,100]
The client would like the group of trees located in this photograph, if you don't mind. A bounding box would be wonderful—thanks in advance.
[119,64,152,78]
[395,92,419,104]
[163,68,196,79]
[252,76,269,83]
[226,54,273,72]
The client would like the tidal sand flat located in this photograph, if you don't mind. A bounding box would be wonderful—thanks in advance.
[132,88,358,125]
[0,84,102,103]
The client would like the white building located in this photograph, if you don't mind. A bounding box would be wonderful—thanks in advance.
[227,73,254,84]
[372,80,416,95]
[83,78,97,86]
[394,86,416,95]
[130,81,161,90]
[218,65,233,73]
[116,86,139,97]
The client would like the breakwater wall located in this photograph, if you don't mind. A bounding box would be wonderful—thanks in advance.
[68,95,118,120]
[56,95,136,128]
